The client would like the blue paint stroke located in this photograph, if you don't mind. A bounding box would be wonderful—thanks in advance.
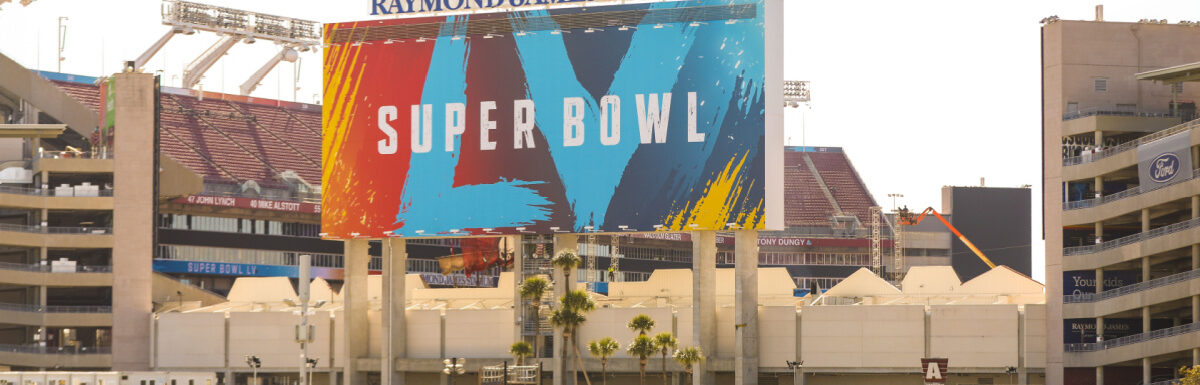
[394,16,554,235]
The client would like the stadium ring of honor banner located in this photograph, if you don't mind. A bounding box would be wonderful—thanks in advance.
[322,0,783,238]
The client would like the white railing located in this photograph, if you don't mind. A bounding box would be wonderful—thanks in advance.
[1064,217,1200,256]
[1062,118,1198,166]
[1063,168,1200,211]
[0,223,111,234]
[1065,322,1200,352]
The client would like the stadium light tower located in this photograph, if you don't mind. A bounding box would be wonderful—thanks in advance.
[782,80,810,107]
[134,0,320,93]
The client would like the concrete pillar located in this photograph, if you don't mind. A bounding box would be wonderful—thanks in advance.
[1193,244,1199,270]
[552,234,577,385]
[111,72,156,371]
[512,236,525,348]
[1143,357,1151,385]
[1094,176,1103,198]
[1094,131,1104,151]
[1192,296,1199,324]
[1095,221,1104,243]
[1142,208,1151,233]
[381,238,407,385]
[1096,366,1103,385]
[1143,307,1152,335]
[1143,257,1151,282]
[734,230,758,385]
[342,239,370,385]
[692,231,717,385]
[1096,317,1104,343]
[1194,348,1199,367]
[1095,269,1104,293]
[1192,195,1199,219]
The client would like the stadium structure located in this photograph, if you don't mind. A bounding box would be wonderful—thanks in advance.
[1044,10,1200,385]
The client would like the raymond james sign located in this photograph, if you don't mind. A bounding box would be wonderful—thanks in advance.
[1137,131,1193,189]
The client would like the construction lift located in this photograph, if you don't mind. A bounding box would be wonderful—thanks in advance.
[896,206,998,269]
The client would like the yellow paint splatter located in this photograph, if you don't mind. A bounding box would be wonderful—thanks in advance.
[661,152,765,231]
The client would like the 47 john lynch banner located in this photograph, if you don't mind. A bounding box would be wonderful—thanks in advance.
[322,0,783,238]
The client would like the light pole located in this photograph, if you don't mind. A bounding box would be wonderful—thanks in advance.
[786,360,804,385]
[887,193,904,212]
[288,255,325,385]
[245,355,261,385]
[442,358,465,385]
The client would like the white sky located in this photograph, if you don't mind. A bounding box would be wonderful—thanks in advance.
[5,0,1200,283]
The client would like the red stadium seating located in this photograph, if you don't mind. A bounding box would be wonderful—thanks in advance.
[52,80,323,188]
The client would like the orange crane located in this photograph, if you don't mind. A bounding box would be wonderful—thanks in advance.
[896,206,998,269]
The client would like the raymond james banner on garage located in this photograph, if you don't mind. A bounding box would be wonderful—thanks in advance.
[1137,131,1194,188]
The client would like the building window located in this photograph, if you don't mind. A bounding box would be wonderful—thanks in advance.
[1094,77,1107,92]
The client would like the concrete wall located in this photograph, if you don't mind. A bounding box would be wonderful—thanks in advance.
[576,307,674,359]
[405,310,440,359]
[758,306,795,367]
[444,309,513,358]
[227,312,302,369]
[155,313,224,368]
[800,305,924,369]
[930,305,1018,368]
[1025,305,1048,369]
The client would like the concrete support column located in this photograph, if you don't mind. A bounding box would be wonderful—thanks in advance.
[1095,269,1104,293]
[734,230,758,385]
[512,236,525,347]
[1095,221,1104,244]
[1094,131,1104,152]
[1094,176,1103,198]
[381,238,407,385]
[1143,357,1151,385]
[342,239,370,385]
[1142,208,1151,233]
[1143,257,1152,282]
[552,234,577,385]
[1192,195,1199,219]
[1193,244,1199,271]
[1096,366,1104,385]
[1143,307,1152,335]
[1192,296,1199,324]
[1193,348,1199,367]
[692,231,717,385]
[1096,317,1104,343]
[111,72,156,371]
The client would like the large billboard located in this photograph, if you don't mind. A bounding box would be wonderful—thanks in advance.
[322,0,783,238]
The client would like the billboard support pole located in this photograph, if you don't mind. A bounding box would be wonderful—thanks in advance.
[734,230,759,385]
[691,231,717,385]
[342,239,370,385]
[382,238,408,385]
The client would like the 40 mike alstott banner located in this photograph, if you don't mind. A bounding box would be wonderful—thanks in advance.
[322,0,783,238]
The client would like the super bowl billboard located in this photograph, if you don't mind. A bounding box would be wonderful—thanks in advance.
[322,0,783,238]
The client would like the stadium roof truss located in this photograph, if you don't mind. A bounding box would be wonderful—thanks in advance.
[135,0,320,95]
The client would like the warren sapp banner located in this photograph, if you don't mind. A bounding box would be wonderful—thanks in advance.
[323,0,783,238]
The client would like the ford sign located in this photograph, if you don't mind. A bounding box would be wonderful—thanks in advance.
[1150,153,1181,183]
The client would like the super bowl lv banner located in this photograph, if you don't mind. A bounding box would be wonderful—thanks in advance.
[322,0,783,238]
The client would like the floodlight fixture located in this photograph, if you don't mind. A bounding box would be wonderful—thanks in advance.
[782,80,811,107]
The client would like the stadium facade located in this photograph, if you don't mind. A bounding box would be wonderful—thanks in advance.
[1043,15,1200,385]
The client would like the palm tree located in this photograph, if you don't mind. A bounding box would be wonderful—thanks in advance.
[587,337,619,385]
[550,290,595,385]
[653,332,677,384]
[510,341,532,365]
[627,314,655,336]
[626,334,657,385]
[551,249,581,289]
[519,276,550,358]
[672,347,704,385]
